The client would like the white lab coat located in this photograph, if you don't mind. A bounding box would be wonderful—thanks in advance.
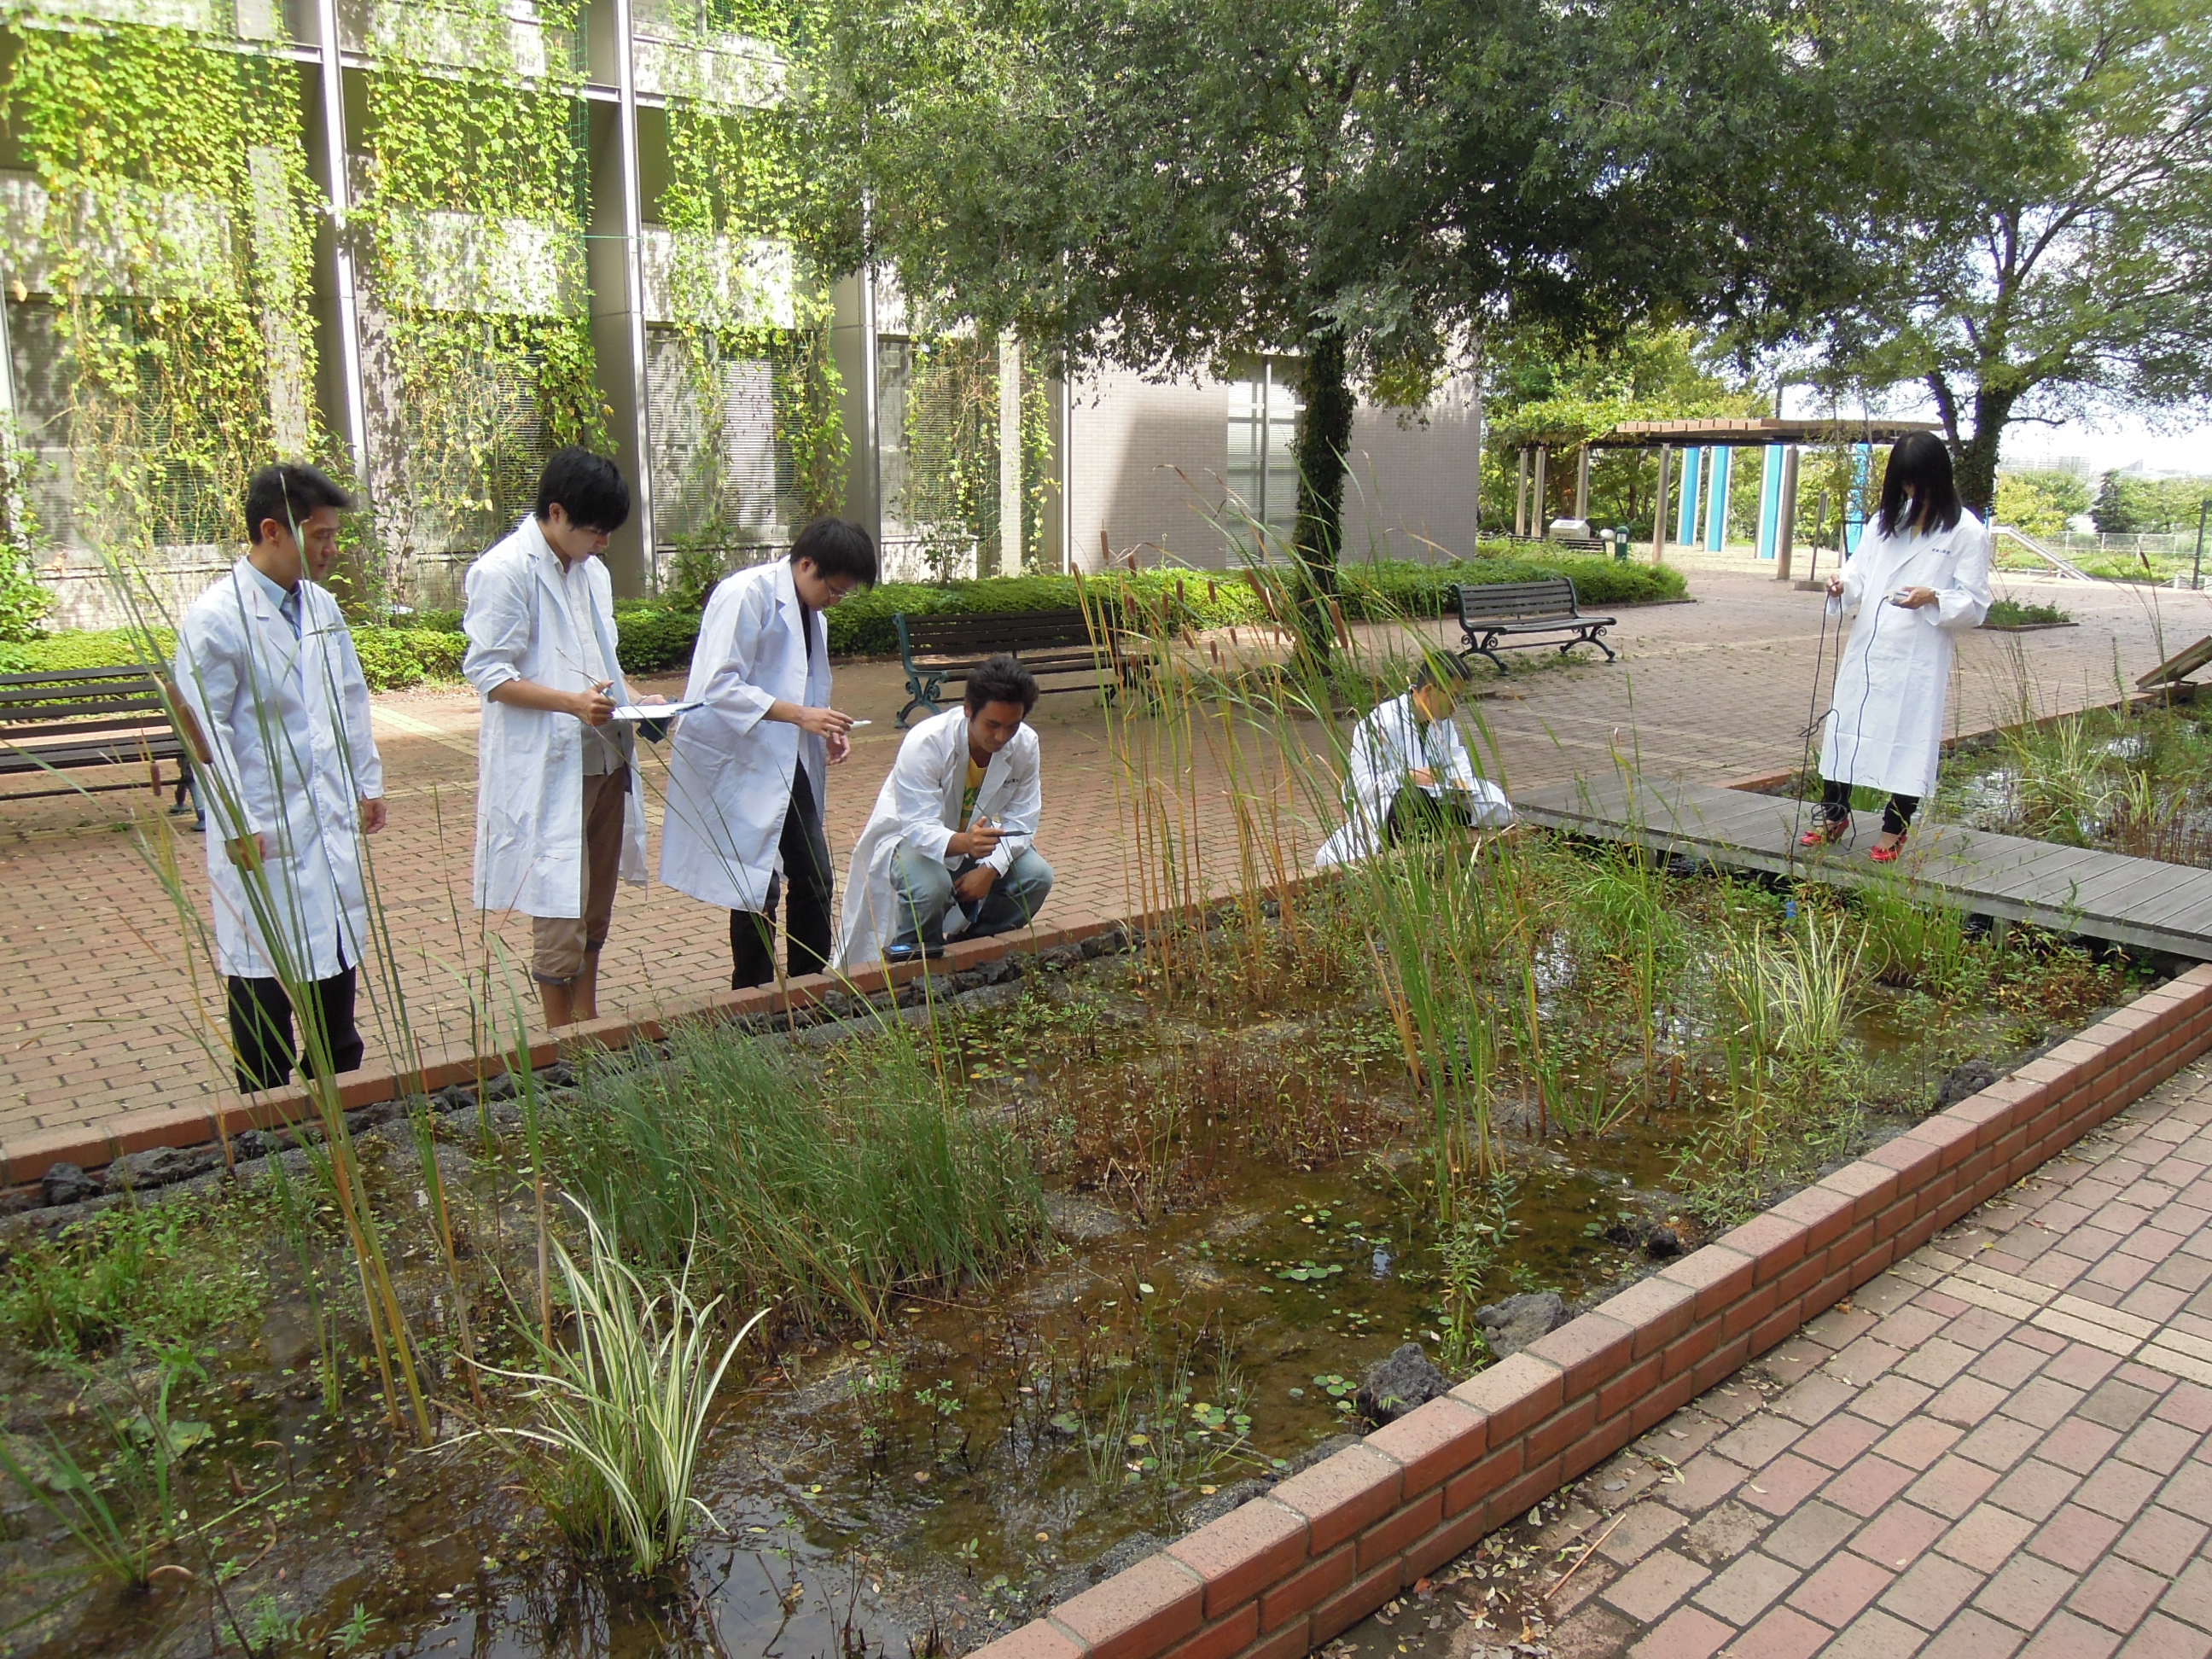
[660,559,830,912]
[1819,510,1994,799]
[1315,692,1513,868]
[462,516,648,918]
[174,560,384,981]
[831,707,1043,972]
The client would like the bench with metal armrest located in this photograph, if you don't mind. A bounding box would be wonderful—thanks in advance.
[892,608,1143,726]
[1451,577,1619,673]
[0,665,204,805]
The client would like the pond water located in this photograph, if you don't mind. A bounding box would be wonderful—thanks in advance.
[0,848,2145,1659]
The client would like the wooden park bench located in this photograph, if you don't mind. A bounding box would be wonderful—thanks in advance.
[893,608,1139,726]
[0,665,201,805]
[1452,577,1619,673]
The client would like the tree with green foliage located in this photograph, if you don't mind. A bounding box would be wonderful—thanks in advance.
[1996,469,2093,536]
[1785,0,2212,515]
[796,0,1893,652]
[2092,470,2212,533]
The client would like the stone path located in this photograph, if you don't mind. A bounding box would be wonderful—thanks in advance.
[1339,1058,2212,1659]
[0,567,2193,1167]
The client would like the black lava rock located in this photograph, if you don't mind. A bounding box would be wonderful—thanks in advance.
[1358,1342,1451,1423]
[1476,1290,1569,1359]
[40,1162,100,1206]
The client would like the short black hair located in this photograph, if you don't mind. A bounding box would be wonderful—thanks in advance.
[1412,654,1475,692]
[790,517,878,587]
[244,463,352,544]
[535,447,631,533]
[965,653,1039,715]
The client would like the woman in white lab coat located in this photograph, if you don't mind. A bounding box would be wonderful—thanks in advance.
[659,520,875,987]
[1315,656,1514,867]
[174,463,384,1091]
[1803,433,1993,863]
[832,667,1051,974]
[463,484,649,1022]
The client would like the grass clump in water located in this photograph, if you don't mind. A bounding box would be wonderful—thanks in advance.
[558,1022,1045,1335]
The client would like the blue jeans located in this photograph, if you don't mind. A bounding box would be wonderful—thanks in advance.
[889,843,1055,950]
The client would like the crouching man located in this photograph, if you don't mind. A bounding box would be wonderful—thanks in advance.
[1316,655,1514,867]
[834,654,1054,970]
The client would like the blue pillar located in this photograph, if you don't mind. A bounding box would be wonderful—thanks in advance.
[1677,448,1702,545]
[1705,447,1732,551]
[1756,444,1784,559]
[1845,444,1871,554]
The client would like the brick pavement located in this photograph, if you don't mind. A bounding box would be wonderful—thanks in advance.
[1343,1056,2212,1659]
[0,567,2193,1164]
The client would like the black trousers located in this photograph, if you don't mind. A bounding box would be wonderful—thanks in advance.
[730,768,835,989]
[226,964,362,1094]
[1383,786,1475,847]
[1821,778,1920,835]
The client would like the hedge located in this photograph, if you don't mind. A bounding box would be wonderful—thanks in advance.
[0,552,1685,690]
[0,625,464,692]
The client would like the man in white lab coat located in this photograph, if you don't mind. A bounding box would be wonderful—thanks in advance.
[1315,655,1514,867]
[175,463,386,1093]
[661,519,876,987]
[463,448,653,1028]
[833,653,1053,972]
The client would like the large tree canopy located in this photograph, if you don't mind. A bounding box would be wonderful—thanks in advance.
[797,0,1895,645]
[1783,0,2212,514]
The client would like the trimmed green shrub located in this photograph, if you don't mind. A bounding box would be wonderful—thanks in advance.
[0,624,464,692]
[348,627,466,690]
[614,605,704,675]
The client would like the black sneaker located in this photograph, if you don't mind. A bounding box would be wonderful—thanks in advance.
[882,940,946,964]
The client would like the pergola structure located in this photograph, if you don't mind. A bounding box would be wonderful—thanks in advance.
[1509,417,1942,578]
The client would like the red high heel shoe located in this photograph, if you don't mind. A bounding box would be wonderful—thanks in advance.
[1798,815,1851,848]
[1870,830,1909,864]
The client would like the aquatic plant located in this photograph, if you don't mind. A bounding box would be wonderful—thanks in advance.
[558,1022,1044,1332]
[476,1203,760,1576]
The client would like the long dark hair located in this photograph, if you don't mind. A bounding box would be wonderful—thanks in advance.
[1875,433,1964,538]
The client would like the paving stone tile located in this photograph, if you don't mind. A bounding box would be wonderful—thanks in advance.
[1626,1604,1732,1659]
[2156,1558,2212,1632]
[1907,1452,2006,1520]
[1853,1373,1939,1425]
[2042,1417,2128,1475]
[1660,1452,1757,1516]
[1787,1551,1894,1627]
[1930,1375,2017,1428]
[1989,1458,2083,1524]
[1794,1412,1885,1470]
[1939,1503,2040,1574]
[1822,1455,1918,1519]
[1677,1499,1765,1569]
[2154,1383,2212,1435]
[1932,1607,2029,1658]
[1726,1606,1831,1659]
[1739,1454,1832,1518]
[1959,1414,2054,1474]
[2017,1610,2124,1658]
[1976,1553,2090,1633]
[1879,1416,1969,1471]
[2116,1614,2212,1658]
[2112,1505,2209,1577]
[1774,1372,1860,1428]
[2027,1502,2128,1573]
[1603,1547,1709,1625]
[2005,1378,2091,1431]
[2075,1458,2164,1524]
[1825,1607,1930,1656]
[1763,1499,1861,1571]
[1877,1552,1983,1632]
[1848,1500,1948,1569]
[1596,1499,1689,1565]
[2070,1557,2173,1637]
[1687,1549,1796,1625]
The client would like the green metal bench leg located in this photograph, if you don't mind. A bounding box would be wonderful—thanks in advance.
[898,674,946,727]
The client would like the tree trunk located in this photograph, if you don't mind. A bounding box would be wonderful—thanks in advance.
[1292,327,1354,661]
[1953,385,2017,519]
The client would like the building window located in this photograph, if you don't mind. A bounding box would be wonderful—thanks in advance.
[1226,358,1302,549]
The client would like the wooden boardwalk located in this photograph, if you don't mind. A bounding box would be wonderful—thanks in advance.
[1515,774,2212,960]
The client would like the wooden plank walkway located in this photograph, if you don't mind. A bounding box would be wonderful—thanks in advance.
[1516,774,2212,959]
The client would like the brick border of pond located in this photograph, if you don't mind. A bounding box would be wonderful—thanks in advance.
[0,914,1129,1189]
[962,962,2212,1659]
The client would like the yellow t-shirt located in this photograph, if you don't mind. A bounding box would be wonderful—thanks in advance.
[960,759,986,832]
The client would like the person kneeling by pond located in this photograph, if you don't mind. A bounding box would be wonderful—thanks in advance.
[1315,655,1515,867]
[833,654,1054,969]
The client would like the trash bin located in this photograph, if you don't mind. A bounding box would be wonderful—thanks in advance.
[1611,527,1632,562]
